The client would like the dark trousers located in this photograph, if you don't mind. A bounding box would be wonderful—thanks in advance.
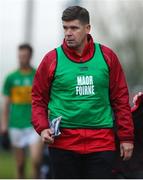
[49,147,115,179]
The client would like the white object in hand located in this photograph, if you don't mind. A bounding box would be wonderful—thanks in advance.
[50,116,62,137]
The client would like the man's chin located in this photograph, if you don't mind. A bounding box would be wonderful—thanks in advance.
[66,43,77,49]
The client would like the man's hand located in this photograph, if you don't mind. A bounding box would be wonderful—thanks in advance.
[133,91,143,104]
[0,121,8,134]
[120,142,134,161]
[0,96,10,135]
[41,129,54,144]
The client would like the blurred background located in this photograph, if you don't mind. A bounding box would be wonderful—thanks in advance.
[0,0,143,178]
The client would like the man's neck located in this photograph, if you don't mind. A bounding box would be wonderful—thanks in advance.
[19,65,32,72]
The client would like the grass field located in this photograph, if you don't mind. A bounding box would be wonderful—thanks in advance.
[0,149,32,179]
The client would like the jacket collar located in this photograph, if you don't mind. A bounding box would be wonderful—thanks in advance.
[62,34,95,62]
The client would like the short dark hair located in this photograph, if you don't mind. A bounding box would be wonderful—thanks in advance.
[62,6,90,24]
[18,44,33,56]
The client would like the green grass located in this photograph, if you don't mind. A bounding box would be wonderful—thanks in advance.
[0,149,32,179]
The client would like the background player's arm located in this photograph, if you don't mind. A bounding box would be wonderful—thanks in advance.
[1,96,10,134]
[1,74,12,134]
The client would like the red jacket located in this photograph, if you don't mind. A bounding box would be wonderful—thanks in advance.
[32,34,134,154]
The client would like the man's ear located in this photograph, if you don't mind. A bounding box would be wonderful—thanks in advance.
[85,24,91,34]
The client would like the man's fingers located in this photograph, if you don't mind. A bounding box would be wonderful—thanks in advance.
[43,135,53,141]
[48,128,54,135]
[43,132,54,141]
[120,143,134,161]
[133,95,138,104]
[43,137,54,144]
[133,91,143,104]
[42,136,54,144]
[138,92,143,96]
[123,149,133,161]
[41,129,54,144]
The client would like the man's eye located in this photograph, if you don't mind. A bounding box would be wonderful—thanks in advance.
[63,26,79,31]
[63,26,67,30]
[71,27,79,30]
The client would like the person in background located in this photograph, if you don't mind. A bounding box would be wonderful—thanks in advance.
[32,6,134,178]
[133,92,143,104]
[114,92,143,178]
[0,44,42,179]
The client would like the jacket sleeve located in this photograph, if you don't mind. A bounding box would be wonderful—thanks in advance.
[101,45,134,142]
[31,50,57,135]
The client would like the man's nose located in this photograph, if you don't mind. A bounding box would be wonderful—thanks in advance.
[65,28,72,36]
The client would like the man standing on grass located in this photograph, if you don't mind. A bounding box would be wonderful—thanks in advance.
[1,44,42,178]
[32,6,134,178]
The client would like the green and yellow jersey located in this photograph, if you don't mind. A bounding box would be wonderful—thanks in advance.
[3,68,36,128]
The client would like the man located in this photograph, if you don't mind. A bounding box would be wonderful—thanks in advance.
[1,44,42,178]
[32,6,134,178]
[115,92,143,178]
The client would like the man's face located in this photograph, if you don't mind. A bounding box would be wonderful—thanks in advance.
[63,19,90,48]
[18,49,31,67]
